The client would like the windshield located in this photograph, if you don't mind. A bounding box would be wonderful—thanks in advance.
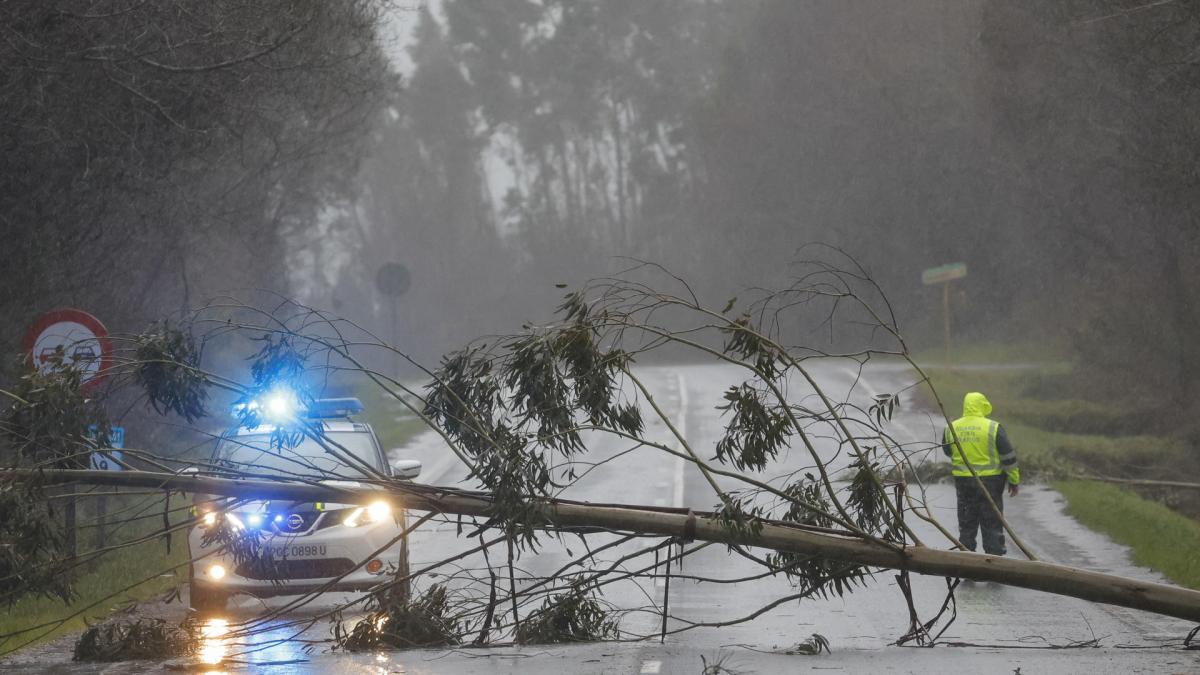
[214,431,382,479]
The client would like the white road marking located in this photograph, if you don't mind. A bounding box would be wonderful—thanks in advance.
[671,372,688,509]
[639,660,662,673]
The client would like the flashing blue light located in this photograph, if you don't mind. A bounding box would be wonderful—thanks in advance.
[233,387,303,425]
[247,514,264,528]
[274,514,284,523]
[261,389,299,423]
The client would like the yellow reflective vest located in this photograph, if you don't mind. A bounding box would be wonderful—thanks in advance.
[943,392,1020,484]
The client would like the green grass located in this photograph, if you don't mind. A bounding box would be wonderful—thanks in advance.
[352,380,430,451]
[922,363,1185,478]
[0,495,190,654]
[1055,480,1200,590]
[911,340,1068,368]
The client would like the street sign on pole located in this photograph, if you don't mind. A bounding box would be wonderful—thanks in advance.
[376,263,411,378]
[921,262,967,286]
[21,308,113,391]
[24,309,114,559]
[921,263,968,365]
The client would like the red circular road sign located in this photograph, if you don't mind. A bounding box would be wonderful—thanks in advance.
[21,308,113,390]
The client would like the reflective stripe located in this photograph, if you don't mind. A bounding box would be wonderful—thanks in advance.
[948,416,1002,476]
[986,420,999,470]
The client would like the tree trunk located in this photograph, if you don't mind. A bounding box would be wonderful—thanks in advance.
[15,468,1200,624]
[610,97,628,248]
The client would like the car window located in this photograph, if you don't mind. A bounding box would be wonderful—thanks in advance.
[215,431,382,479]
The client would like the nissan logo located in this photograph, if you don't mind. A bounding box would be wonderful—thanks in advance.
[286,514,305,531]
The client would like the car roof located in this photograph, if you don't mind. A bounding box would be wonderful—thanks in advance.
[231,421,370,436]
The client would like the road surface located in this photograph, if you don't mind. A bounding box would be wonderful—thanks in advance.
[3,361,1197,673]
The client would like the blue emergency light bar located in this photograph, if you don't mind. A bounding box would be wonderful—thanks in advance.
[305,397,364,419]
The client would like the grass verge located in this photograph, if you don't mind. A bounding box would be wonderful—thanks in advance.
[1054,480,1200,590]
[353,381,430,451]
[0,500,188,654]
[920,364,1184,478]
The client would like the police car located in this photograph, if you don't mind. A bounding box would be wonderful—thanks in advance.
[187,396,421,611]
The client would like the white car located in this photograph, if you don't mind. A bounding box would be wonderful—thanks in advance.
[187,397,421,612]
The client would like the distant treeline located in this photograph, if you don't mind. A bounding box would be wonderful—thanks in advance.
[348,0,1199,407]
[4,1,1197,410]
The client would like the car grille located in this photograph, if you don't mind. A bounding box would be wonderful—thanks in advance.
[235,558,357,580]
[272,510,321,534]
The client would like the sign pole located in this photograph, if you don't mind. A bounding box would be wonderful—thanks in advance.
[943,282,951,367]
[391,296,400,379]
[65,485,77,560]
[921,263,967,367]
[23,308,116,565]
[96,491,107,555]
[375,261,412,379]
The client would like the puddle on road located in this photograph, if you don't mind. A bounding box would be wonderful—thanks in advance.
[193,613,337,672]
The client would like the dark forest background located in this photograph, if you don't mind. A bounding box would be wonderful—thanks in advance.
[3,0,1198,406]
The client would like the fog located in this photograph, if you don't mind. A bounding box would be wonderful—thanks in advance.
[5,3,1200,665]
[3,0,1198,409]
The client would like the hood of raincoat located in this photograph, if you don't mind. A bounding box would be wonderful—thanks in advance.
[962,392,992,418]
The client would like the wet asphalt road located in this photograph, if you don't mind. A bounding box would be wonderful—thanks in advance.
[3,361,1198,674]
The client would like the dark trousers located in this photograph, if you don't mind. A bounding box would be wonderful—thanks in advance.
[954,475,1007,555]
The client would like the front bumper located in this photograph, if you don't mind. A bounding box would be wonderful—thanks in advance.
[189,517,405,598]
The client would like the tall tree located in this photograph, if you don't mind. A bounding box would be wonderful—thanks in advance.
[0,0,391,357]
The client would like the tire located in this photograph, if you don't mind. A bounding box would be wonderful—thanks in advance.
[190,582,228,613]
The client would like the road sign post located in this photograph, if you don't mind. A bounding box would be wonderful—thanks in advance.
[921,263,967,365]
[23,308,113,560]
[87,426,124,553]
[375,262,412,377]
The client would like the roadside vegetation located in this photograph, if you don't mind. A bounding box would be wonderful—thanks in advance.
[919,345,1200,589]
[0,493,189,651]
[1056,481,1200,590]
[352,382,429,453]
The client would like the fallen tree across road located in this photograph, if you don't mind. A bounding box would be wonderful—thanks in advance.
[12,468,1200,624]
[5,259,1199,660]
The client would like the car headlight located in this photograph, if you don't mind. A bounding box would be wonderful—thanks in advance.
[201,511,218,527]
[344,500,392,527]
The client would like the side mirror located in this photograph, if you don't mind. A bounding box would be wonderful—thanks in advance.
[390,458,422,480]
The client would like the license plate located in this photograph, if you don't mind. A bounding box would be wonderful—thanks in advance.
[270,544,326,558]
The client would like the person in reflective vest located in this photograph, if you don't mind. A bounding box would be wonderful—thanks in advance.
[941,392,1020,555]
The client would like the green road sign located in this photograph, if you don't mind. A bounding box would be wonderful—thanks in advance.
[922,262,967,285]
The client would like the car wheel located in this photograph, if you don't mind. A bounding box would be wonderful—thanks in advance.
[190,581,228,613]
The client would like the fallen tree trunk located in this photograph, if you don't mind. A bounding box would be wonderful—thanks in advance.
[13,468,1200,624]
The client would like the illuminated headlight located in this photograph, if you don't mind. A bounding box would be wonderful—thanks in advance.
[201,512,218,527]
[367,501,391,522]
[208,564,226,581]
[247,513,264,528]
[344,500,392,528]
